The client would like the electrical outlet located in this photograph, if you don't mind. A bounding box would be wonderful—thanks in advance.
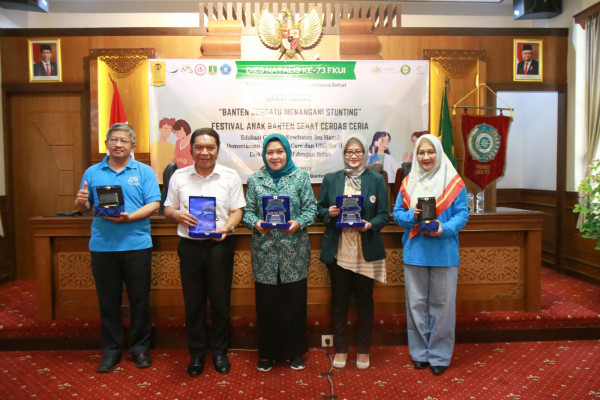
[321,334,334,347]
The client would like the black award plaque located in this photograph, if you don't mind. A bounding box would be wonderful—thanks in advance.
[95,185,124,218]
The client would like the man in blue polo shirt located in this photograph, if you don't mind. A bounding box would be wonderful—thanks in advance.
[75,123,161,373]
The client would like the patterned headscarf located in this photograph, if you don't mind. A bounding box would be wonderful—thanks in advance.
[262,133,297,185]
[342,134,369,191]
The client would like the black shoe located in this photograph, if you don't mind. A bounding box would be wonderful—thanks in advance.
[290,357,305,370]
[133,352,152,369]
[257,359,272,372]
[213,354,231,374]
[97,354,122,373]
[187,356,205,377]
[430,366,447,375]
[412,360,430,369]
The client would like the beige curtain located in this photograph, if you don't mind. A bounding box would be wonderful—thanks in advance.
[578,13,600,229]
[586,13,600,162]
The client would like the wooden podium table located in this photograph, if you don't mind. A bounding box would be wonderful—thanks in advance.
[31,208,543,321]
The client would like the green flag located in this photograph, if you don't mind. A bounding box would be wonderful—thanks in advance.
[439,86,457,168]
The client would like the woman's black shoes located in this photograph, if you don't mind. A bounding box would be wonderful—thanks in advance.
[412,360,430,369]
[430,365,447,375]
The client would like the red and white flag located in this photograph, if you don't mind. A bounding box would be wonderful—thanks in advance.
[461,114,511,190]
[109,74,127,125]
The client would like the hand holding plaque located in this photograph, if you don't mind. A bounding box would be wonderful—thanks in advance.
[189,196,223,239]
[417,197,439,233]
[95,185,124,218]
[336,195,366,228]
[260,196,291,229]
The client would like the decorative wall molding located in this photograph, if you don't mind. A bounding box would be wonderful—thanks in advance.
[90,48,156,76]
[56,246,521,291]
[459,247,521,283]
[198,2,401,34]
[423,49,486,74]
[57,253,94,290]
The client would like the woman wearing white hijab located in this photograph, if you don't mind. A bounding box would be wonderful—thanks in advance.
[393,134,469,376]
[318,135,389,370]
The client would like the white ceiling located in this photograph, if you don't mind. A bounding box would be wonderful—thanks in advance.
[39,0,513,16]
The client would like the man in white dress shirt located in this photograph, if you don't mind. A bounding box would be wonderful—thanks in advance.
[164,127,245,377]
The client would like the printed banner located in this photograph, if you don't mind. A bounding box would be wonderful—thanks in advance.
[148,60,429,183]
[461,114,511,189]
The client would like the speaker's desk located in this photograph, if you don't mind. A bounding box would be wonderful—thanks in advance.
[31,208,543,321]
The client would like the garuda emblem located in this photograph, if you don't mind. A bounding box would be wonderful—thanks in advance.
[258,5,323,60]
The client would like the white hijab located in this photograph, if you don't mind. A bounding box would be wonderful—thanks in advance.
[405,134,460,209]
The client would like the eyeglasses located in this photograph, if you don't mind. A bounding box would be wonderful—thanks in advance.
[108,137,131,145]
[344,150,364,157]
[417,150,436,159]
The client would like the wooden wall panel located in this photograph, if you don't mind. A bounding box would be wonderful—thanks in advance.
[0,27,568,280]
[339,18,374,34]
[498,188,600,284]
[206,20,243,35]
[1,36,206,85]
[497,188,557,264]
[380,34,567,85]
[562,192,600,283]
[10,94,84,279]
[339,34,380,53]
[202,20,242,58]
[201,36,242,55]
[0,30,568,85]
[0,195,13,282]
[339,19,381,60]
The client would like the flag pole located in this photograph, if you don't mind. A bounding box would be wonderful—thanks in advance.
[451,83,514,118]
[439,79,457,168]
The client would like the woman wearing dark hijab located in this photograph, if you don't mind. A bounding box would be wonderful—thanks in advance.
[243,133,317,372]
[317,135,389,370]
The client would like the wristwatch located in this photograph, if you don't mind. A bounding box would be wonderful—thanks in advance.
[226,223,236,233]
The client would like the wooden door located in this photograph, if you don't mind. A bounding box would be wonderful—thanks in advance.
[10,94,85,279]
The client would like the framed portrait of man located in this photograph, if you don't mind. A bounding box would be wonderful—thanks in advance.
[513,39,543,82]
[28,39,62,83]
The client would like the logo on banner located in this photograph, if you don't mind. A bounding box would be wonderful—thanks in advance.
[466,123,501,162]
[400,65,411,75]
[208,65,218,75]
[150,61,166,87]
[194,64,207,76]
[220,64,232,75]
[167,65,179,74]
[181,64,194,74]
[461,115,510,190]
